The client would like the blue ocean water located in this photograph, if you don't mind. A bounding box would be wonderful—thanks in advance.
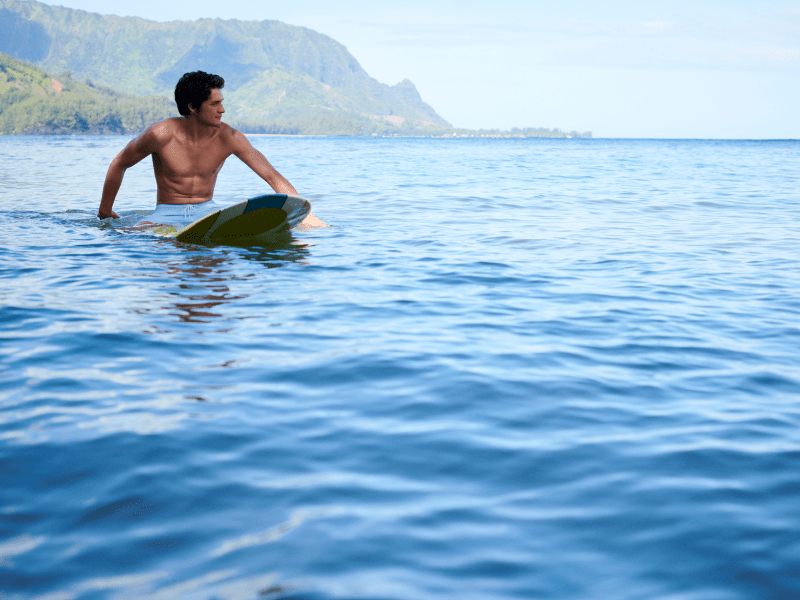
[1,135,799,600]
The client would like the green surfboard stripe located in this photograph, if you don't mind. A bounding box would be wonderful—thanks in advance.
[210,207,288,241]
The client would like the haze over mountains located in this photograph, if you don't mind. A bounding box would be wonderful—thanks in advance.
[0,0,591,137]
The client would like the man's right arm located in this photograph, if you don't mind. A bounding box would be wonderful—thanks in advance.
[97,127,159,219]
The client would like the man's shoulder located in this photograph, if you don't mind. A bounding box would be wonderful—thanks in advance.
[150,117,183,138]
[138,117,183,147]
[219,122,244,140]
[218,123,252,150]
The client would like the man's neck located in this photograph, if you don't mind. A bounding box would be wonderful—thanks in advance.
[181,115,219,140]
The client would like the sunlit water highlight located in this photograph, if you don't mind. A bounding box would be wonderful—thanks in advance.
[1,136,799,599]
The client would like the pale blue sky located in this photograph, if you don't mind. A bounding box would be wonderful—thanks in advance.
[49,0,800,137]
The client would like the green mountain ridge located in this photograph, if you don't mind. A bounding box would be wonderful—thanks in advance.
[0,0,591,137]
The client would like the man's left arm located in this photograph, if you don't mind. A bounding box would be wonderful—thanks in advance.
[230,130,298,195]
[229,128,326,226]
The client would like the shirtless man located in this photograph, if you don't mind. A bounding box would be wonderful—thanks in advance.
[97,70,323,227]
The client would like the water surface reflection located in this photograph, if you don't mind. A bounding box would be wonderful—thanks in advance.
[141,237,313,324]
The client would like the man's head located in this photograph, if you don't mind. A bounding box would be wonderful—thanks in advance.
[175,71,225,117]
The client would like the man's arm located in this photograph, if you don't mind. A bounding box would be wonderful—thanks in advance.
[97,128,158,219]
[229,128,327,226]
[230,130,298,195]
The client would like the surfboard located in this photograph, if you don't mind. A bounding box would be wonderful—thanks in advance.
[139,194,311,244]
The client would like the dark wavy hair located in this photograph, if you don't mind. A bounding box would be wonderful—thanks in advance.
[174,71,225,116]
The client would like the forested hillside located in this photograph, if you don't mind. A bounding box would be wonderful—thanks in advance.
[0,51,176,134]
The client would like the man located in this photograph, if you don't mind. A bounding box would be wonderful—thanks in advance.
[97,70,324,227]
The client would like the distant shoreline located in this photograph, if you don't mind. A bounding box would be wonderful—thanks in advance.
[3,133,796,140]
[241,133,588,139]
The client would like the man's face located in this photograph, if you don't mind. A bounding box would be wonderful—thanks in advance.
[194,88,225,127]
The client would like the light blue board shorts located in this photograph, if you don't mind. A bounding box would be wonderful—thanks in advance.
[137,200,220,229]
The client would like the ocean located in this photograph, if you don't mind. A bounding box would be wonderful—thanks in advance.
[1,135,799,599]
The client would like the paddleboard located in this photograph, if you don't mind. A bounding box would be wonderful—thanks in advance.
[141,194,311,244]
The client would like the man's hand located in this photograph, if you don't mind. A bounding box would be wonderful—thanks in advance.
[98,209,120,220]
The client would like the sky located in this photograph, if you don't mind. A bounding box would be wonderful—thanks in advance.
[47,0,800,138]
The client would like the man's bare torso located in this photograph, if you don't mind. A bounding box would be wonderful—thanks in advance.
[151,118,235,205]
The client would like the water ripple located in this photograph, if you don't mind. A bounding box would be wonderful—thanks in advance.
[1,137,799,599]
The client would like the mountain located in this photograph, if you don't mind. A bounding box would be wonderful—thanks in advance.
[0,50,176,134]
[0,0,592,137]
[0,0,451,134]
